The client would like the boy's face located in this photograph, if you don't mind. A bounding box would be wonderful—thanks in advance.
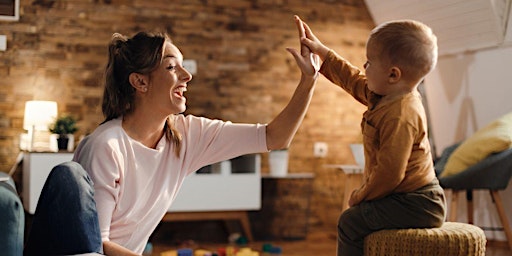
[364,41,392,95]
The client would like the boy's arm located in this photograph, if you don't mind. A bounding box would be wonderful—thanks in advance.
[298,16,330,61]
[320,51,370,105]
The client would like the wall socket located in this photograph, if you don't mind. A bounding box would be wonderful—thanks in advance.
[313,142,328,158]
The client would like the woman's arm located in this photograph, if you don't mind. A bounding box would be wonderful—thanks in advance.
[266,16,320,150]
[103,241,141,256]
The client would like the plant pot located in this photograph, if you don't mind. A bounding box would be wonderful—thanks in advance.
[56,134,74,151]
[56,136,68,150]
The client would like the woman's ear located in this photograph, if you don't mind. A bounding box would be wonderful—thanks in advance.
[129,73,148,92]
[388,66,401,83]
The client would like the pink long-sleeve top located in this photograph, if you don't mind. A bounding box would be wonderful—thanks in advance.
[73,115,268,253]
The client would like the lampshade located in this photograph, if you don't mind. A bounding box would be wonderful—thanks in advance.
[23,101,58,131]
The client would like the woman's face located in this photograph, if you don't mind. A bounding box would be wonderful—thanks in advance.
[147,41,193,115]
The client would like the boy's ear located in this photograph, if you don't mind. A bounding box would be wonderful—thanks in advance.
[129,73,149,92]
[388,67,401,83]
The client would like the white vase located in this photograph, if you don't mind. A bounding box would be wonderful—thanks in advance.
[269,150,289,177]
[350,143,365,168]
[66,134,74,152]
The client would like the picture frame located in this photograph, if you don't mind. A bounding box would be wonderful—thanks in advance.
[0,0,19,21]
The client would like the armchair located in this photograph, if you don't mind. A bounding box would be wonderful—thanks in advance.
[0,171,24,256]
[435,143,512,250]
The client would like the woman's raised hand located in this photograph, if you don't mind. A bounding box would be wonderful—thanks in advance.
[286,15,320,78]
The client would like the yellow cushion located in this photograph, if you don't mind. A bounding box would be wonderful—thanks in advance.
[441,112,512,177]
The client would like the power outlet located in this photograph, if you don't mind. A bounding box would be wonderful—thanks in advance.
[313,142,328,158]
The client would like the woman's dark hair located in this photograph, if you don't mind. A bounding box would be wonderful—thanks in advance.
[102,31,182,156]
[102,31,165,121]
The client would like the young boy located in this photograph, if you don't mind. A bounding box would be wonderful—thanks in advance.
[296,17,446,256]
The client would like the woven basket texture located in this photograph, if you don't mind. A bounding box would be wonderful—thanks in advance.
[364,222,486,256]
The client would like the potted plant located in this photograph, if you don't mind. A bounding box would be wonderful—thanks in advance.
[49,114,78,151]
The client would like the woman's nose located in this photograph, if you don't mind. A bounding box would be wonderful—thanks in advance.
[180,66,192,82]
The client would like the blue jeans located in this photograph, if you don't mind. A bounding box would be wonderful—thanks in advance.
[24,161,103,256]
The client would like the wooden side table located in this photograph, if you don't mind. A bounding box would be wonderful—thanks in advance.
[325,165,364,212]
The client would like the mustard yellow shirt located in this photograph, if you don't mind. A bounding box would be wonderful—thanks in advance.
[320,50,436,203]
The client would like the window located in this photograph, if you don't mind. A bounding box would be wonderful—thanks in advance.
[0,0,19,21]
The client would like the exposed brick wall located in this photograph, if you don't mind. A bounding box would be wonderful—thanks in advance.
[0,0,374,230]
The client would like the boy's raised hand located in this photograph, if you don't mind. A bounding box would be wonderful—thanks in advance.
[295,16,330,61]
[287,15,320,78]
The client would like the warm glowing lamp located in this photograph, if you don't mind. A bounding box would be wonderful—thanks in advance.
[23,101,58,151]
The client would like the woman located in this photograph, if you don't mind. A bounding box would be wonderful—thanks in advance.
[25,16,318,255]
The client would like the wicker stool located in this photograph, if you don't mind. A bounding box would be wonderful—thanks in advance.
[364,222,486,256]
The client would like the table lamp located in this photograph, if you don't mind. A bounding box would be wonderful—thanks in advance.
[23,100,58,151]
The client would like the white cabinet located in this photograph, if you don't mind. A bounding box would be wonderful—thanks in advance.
[22,152,74,214]
[169,154,261,212]
[21,152,261,214]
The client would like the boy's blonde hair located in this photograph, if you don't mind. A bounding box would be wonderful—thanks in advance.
[369,20,437,83]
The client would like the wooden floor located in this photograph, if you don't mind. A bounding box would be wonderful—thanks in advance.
[148,225,512,256]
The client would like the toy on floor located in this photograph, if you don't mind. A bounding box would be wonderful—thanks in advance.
[261,244,282,256]
[160,246,261,256]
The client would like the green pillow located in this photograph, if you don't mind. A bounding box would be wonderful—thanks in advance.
[441,112,512,177]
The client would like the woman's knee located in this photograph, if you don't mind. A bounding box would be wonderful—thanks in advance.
[50,161,90,184]
[47,161,93,195]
